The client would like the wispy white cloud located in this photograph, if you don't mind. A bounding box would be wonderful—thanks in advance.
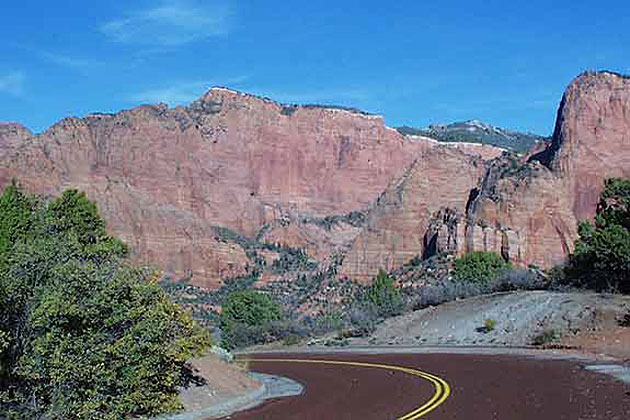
[101,0,231,47]
[0,72,25,97]
[129,76,249,104]
[40,52,103,70]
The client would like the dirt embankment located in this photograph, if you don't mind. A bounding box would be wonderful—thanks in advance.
[353,291,630,359]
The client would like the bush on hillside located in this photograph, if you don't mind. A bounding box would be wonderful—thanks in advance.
[566,178,630,293]
[0,183,209,419]
[403,266,546,312]
[361,269,403,317]
[494,268,548,291]
[220,290,283,349]
[453,251,511,285]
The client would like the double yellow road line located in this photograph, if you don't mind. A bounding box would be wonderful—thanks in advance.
[247,358,451,419]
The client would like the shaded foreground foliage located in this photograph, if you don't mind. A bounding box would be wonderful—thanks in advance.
[0,182,209,419]
[565,178,630,293]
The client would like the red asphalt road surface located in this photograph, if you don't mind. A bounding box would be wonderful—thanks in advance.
[219,353,630,420]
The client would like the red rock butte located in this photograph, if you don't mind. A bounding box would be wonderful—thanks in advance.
[1,71,629,287]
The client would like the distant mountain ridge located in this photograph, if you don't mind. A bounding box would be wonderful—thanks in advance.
[396,120,549,153]
[1,71,629,289]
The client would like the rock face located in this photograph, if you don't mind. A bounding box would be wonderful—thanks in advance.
[463,156,578,267]
[1,71,629,287]
[544,72,630,220]
[464,72,630,268]
[0,89,428,287]
[339,145,499,282]
[342,71,630,279]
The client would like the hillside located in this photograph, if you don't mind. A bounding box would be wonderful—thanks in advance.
[396,120,548,153]
[358,291,630,348]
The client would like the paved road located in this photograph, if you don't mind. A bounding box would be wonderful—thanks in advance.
[220,352,630,419]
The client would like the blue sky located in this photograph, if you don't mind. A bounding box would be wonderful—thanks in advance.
[1,0,629,135]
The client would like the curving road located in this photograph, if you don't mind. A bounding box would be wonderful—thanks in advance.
[220,352,630,420]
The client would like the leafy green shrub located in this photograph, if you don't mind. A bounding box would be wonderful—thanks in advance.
[480,319,497,333]
[595,178,630,229]
[221,290,282,327]
[0,183,209,419]
[362,269,403,317]
[220,290,283,349]
[566,178,630,293]
[454,252,511,285]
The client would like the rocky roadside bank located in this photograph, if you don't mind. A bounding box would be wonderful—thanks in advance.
[153,353,303,420]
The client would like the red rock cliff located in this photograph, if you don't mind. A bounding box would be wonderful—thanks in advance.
[2,72,628,286]
[463,71,630,268]
[339,143,503,282]
[0,89,428,287]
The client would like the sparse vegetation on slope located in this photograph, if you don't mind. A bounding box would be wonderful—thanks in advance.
[213,225,319,274]
[397,120,548,153]
[302,211,367,230]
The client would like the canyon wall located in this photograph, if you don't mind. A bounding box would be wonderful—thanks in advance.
[339,144,502,282]
[1,71,629,286]
[0,89,428,287]
[341,71,630,280]
[458,72,630,269]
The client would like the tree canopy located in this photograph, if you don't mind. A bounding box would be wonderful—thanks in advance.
[0,183,209,419]
[567,178,630,293]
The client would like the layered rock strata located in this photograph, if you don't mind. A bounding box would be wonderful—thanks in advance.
[0,89,428,287]
[1,72,628,286]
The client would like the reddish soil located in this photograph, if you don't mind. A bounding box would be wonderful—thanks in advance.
[220,353,630,420]
[180,354,260,412]
[562,327,630,362]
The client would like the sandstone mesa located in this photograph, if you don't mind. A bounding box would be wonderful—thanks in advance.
[1,71,629,288]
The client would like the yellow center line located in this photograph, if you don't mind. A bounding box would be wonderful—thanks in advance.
[247,358,451,420]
